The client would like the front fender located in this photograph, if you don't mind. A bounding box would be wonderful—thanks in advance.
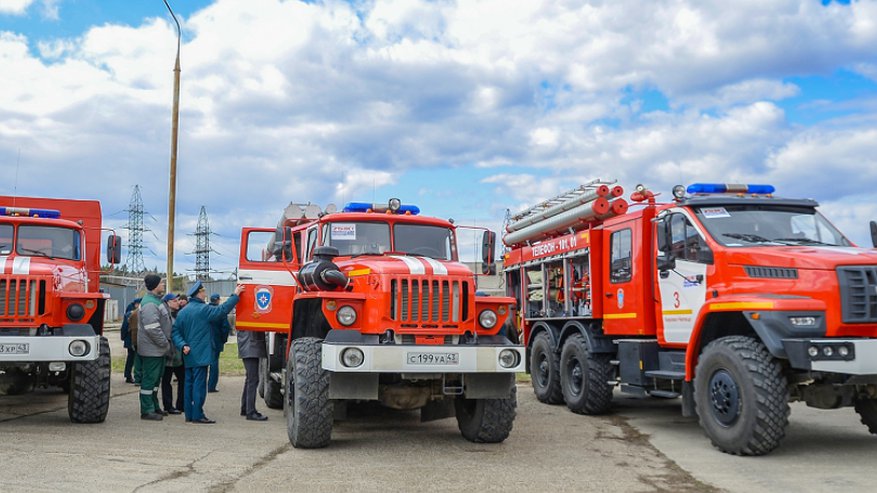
[684,294,827,380]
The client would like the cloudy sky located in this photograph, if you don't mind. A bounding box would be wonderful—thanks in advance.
[2,0,877,276]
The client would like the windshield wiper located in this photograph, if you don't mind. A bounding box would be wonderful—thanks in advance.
[18,247,54,259]
[771,237,836,246]
[722,233,775,244]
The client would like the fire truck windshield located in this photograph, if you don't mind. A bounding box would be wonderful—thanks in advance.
[321,221,455,260]
[15,225,82,261]
[323,221,391,256]
[694,205,851,248]
[393,224,454,260]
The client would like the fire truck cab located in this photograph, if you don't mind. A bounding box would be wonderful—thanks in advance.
[0,196,120,423]
[237,199,523,448]
[505,182,877,455]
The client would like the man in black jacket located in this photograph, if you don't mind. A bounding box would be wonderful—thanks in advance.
[237,329,268,421]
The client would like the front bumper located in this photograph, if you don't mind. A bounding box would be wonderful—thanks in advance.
[0,335,101,363]
[783,338,877,375]
[322,342,526,373]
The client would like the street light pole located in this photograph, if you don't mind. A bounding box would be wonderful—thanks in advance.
[164,0,181,287]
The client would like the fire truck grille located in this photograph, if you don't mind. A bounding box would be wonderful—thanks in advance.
[0,278,44,319]
[389,278,469,323]
[744,266,798,279]
[838,266,877,323]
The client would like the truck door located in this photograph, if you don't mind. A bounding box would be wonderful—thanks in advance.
[655,212,711,344]
[236,227,298,333]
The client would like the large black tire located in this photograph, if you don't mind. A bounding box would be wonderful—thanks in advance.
[68,336,111,423]
[694,336,789,456]
[260,357,283,409]
[560,333,613,414]
[286,337,333,448]
[854,398,877,434]
[455,386,517,443]
[0,368,33,395]
[530,332,562,404]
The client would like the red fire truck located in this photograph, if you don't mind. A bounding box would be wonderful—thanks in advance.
[0,196,121,422]
[236,199,523,448]
[503,180,877,455]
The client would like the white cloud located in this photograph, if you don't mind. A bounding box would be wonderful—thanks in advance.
[2,0,877,273]
[0,0,34,15]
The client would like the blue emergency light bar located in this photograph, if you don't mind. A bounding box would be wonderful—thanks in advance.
[342,201,420,215]
[0,206,61,218]
[687,183,775,195]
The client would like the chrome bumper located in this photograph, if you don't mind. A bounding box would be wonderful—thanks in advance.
[0,335,101,362]
[322,343,525,373]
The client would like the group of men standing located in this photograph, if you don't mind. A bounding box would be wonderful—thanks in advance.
[126,274,264,424]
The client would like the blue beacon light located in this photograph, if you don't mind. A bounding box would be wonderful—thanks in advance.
[342,202,420,215]
[686,183,775,195]
[0,206,61,218]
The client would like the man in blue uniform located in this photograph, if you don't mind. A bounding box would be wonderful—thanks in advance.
[172,281,244,424]
[207,293,231,393]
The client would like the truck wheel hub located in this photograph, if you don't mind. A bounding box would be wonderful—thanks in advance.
[708,369,740,426]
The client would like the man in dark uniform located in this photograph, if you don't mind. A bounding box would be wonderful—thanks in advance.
[173,281,243,424]
[207,293,231,393]
[237,328,268,421]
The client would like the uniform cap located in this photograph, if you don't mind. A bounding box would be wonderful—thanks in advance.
[187,280,204,298]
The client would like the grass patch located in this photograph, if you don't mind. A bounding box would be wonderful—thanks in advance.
[110,343,246,377]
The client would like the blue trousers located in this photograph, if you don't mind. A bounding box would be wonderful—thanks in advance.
[207,351,220,391]
[184,366,208,421]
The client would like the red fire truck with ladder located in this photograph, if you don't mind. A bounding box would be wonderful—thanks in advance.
[236,199,524,448]
[0,196,121,422]
[503,180,877,455]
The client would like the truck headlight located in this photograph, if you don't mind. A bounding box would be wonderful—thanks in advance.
[498,349,519,368]
[337,305,357,326]
[69,340,89,357]
[479,309,498,329]
[341,348,365,368]
[789,316,817,327]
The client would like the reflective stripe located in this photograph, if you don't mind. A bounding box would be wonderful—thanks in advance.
[420,258,448,276]
[140,389,153,395]
[390,256,425,275]
[12,257,30,275]
[144,323,161,330]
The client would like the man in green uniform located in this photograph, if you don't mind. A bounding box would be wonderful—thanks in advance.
[137,274,173,420]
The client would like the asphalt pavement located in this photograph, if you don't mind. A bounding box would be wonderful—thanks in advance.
[1,333,875,492]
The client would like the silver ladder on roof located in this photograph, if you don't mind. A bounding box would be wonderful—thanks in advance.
[508,178,617,224]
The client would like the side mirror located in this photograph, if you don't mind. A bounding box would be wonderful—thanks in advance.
[274,226,294,261]
[107,234,122,264]
[481,230,497,275]
[657,254,676,272]
[871,221,877,248]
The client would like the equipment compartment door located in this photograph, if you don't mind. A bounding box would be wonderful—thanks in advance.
[236,227,297,333]
[656,213,710,344]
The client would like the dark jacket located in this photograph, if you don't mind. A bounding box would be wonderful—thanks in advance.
[138,293,173,357]
[210,302,233,354]
[172,295,240,367]
[237,330,267,359]
[120,301,138,349]
[165,307,183,367]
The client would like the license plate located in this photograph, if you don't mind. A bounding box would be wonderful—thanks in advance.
[407,352,459,366]
[0,343,30,355]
